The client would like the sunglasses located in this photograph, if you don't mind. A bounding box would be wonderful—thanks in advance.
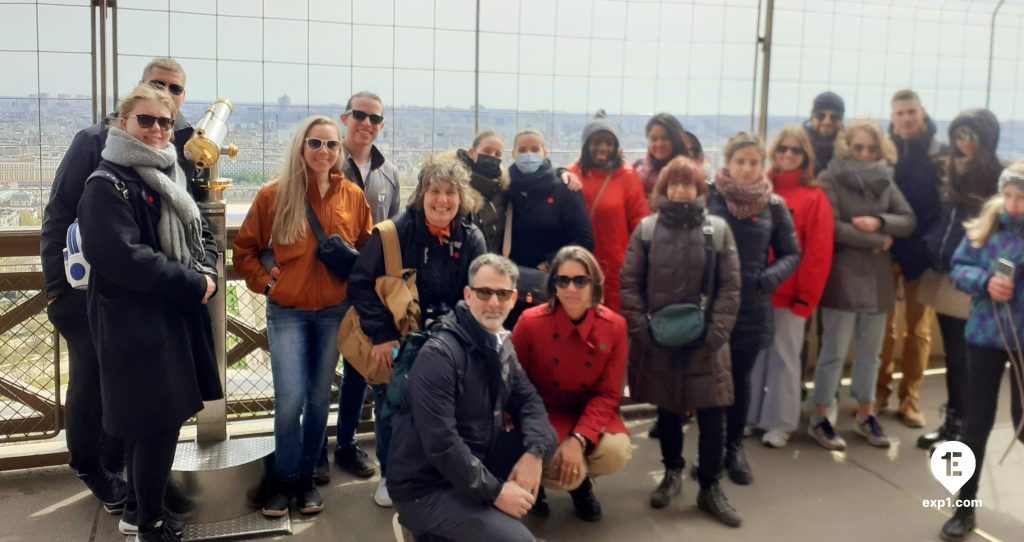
[131,114,174,131]
[553,275,592,289]
[148,79,185,96]
[852,143,879,154]
[469,286,515,302]
[954,127,978,142]
[815,111,842,121]
[346,109,385,125]
[775,145,805,156]
[306,138,342,151]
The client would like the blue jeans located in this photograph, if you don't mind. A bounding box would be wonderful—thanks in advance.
[333,360,393,476]
[811,308,887,409]
[267,299,347,482]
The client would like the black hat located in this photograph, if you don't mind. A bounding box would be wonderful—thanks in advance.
[812,92,845,116]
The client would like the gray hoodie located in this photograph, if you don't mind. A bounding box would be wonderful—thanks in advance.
[343,143,401,224]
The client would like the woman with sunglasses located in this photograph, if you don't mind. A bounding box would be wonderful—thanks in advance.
[746,126,835,449]
[705,133,800,486]
[917,109,1002,453]
[77,84,221,542]
[621,156,742,526]
[234,115,374,517]
[808,120,916,451]
[347,154,487,506]
[568,112,649,313]
[510,246,629,523]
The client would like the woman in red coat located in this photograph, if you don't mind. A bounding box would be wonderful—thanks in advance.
[512,245,632,523]
[747,126,835,449]
[568,112,649,312]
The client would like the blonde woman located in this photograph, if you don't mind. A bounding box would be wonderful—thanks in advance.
[940,162,1024,541]
[808,120,915,450]
[234,115,373,517]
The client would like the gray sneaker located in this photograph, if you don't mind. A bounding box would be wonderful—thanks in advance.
[853,415,891,448]
[807,419,847,451]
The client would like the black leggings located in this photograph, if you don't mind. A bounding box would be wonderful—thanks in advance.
[657,407,725,489]
[960,345,1024,501]
[125,428,180,530]
[937,315,968,415]
[726,343,762,446]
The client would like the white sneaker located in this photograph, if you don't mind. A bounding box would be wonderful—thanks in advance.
[374,478,393,508]
[761,430,789,448]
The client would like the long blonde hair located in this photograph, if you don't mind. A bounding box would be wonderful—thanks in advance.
[271,115,343,245]
[964,160,1024,247]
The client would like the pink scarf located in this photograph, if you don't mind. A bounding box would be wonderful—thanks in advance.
[714,167,773,220]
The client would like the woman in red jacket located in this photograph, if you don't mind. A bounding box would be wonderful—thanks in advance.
[512,245,632,523]
[747,126,835,448]
[568,112,649,312]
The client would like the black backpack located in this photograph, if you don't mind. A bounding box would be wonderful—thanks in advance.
[380,327,465,425]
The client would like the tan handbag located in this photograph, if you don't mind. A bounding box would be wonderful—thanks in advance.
[917,268,970,320]
[337,220,420,384]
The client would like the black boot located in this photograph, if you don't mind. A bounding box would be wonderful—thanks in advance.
[649,468,682,509]
[529,487,550,518]
[648,420,660,439]
[296,478,324,514]
[568,478,602,522]
[918,407,961,450]
[939,505,976,541]
[261,480,292,518]
[696,483,742,527]
[724,442,752,485]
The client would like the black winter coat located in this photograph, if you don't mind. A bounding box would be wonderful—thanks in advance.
[41,115,196,300]
[386,302,557,504]
[506,160,595,267]
[706,184,801,349]
[889,117,947,280]
[804,120,837,176]
[77,160,221,438]
[347,209,487,345]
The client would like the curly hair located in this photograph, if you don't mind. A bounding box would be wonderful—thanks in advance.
[834,120,898,165]
[407,154,479,215]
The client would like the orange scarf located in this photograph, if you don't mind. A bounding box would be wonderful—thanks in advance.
[426,220,451,244]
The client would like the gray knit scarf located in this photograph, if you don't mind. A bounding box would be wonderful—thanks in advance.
[102,127,208,272]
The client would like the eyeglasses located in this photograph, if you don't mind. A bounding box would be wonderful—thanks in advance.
[148,79,185,96]
[305,138,342,151]
[852,143,879,154]
[346,109,384,125]
[131,114,174,131]
[815,111,842,122]
[954,127,978,142]
[469,286,515,302]
[775,145,805,156]
[553,275,592,289]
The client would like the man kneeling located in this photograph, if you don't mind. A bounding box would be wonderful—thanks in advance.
[388,254,558,541]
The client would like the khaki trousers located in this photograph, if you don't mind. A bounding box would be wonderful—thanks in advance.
[877,264,935,407]
[541,432,633,491]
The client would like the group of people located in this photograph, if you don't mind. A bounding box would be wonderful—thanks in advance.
[37,55,1023,542]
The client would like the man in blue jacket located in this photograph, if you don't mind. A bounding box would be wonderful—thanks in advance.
[878,89,945,428]
[388,254,556,541]
[39,58,195,515]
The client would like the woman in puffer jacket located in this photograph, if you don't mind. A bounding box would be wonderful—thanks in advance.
[939,161,1024,542]
[808,120,916,451]
[621,156,743,527]
[917,108,1002,453]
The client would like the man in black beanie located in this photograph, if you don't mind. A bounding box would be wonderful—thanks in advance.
[804,91,845,175]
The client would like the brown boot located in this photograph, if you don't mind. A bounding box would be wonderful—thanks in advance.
[899,399,926,428]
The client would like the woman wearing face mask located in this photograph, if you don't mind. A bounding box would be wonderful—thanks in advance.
[569,111,649,313]
[634,113,693,196]
[448,131,509,252]
[939,162,1024,542]
[620,156,743,526]
[705,132,800,486]
[917,109,1002,454]
[808,120,916,451]
[746,126,835,449]
[77,84,222,542]
[512,246,630,523]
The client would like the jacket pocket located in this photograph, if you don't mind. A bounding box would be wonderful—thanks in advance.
[95,294,168,354]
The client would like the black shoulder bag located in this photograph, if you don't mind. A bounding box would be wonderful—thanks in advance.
[306,200,360,280]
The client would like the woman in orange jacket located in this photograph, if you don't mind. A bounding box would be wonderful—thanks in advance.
[233,115,372,518]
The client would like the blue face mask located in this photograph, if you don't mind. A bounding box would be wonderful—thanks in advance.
[515,152,544,174]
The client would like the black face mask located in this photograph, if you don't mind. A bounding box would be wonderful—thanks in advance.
[471,154,502,179]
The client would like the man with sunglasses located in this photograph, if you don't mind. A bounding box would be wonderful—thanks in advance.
[330,90,402,485]
[387,254,556,541]
[877,89,947,429]
[39,57,196,515]
[803,91,845,175]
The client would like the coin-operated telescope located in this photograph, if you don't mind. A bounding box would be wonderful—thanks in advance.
[185,98,238,202]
